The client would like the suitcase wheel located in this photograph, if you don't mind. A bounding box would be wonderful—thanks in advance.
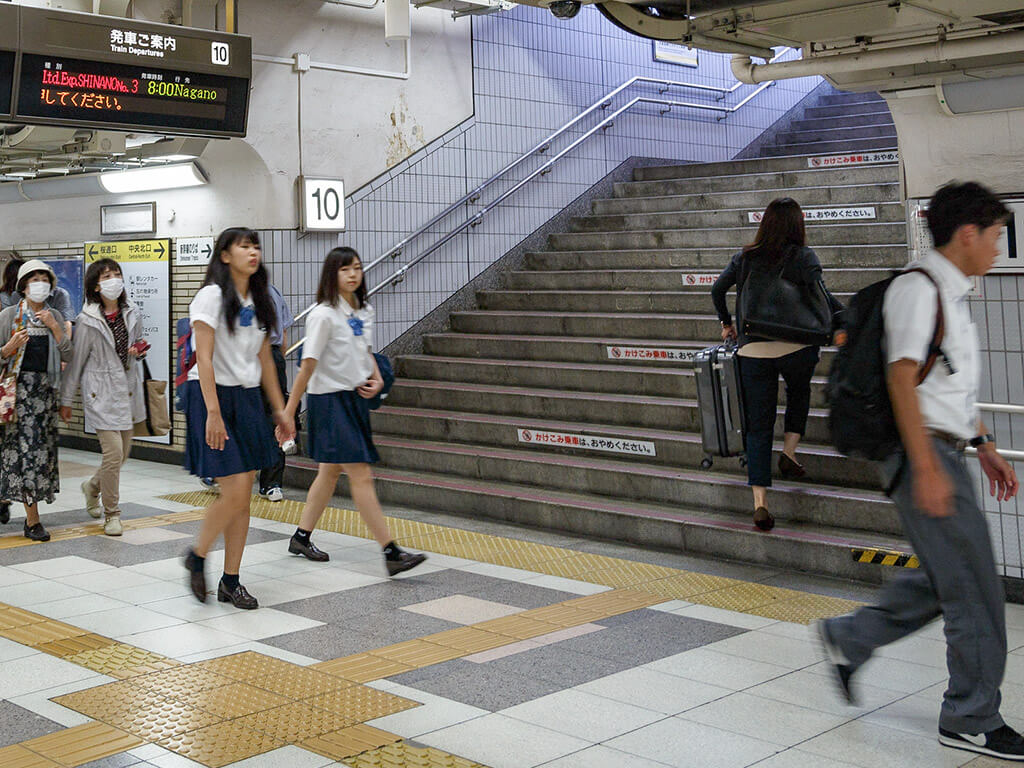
[739,456,747,468]
[700,457,713,470]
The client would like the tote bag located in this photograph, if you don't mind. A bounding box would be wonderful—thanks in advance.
[133,358,170,437]
[739,255,833,345]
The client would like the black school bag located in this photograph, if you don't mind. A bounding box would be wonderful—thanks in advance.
[828,267,949,461]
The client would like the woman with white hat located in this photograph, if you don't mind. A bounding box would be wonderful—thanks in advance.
[0,260,73,541]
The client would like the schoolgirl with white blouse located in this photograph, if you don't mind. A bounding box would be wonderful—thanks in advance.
[181,228,295,609]
[283,247,425,575]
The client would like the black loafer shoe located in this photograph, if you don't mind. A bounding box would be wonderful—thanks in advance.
[23,521,49,542]
[0,501,10,524]
[184,549,207,603]
[218,582,258,610]
[385,550,427,577]
[779,453,807,480]
[753,507,775,532]
[288,535,330,562]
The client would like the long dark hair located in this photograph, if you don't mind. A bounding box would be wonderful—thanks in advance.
[316,247,367,309]
[742,198,805,267]
[84,258,127,310]
[1,257,23,295]
[203,227,277,334]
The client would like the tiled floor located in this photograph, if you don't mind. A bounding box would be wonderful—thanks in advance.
[0,449,1018,767]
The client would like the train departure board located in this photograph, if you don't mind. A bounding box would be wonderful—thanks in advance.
[10,6,252,137]
[0,5,17,120]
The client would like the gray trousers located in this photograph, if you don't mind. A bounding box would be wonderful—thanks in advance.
[827,439,1007,734]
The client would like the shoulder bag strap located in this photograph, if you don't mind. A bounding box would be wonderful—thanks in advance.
[901,267,949,384]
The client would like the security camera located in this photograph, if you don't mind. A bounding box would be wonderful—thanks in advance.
[549,0,581,19]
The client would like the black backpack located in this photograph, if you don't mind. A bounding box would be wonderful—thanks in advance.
[828,268,947,461]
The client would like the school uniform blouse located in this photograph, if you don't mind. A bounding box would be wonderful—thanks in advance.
[302,301,375,394]
[188,284,266,389]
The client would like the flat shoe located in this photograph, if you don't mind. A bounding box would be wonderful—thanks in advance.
[385,551,427,576]
[778,453,807,480]
[753,507,775,531]
[23,522,50,542]
[218,582,258,609]
[0,501,9,525]
[184,549,207,603]
[288,535,330,562]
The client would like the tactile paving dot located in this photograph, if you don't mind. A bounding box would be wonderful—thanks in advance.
[64,643,175,677]
[116,698,223,742]
[53,681,171,723]
[247,666,354,699]
[302,685,420,721]
[192,651,298,682]
[236,701,355,742]
[192,682,292,719]
[133,664,234,695]
[158,719,284,768]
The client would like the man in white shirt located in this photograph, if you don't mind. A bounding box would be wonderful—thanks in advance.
[815,182,1021,761]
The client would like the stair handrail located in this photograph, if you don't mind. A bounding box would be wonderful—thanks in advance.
[284,64,791,352]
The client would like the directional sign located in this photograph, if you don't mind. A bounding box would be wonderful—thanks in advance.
[86,239,168,263]
[175,236,215,266]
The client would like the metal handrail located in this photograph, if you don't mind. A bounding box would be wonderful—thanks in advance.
[978,403,1024,416]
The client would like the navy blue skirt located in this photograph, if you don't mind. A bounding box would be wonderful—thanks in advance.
[182,380,279,478]
[306,390,379,465]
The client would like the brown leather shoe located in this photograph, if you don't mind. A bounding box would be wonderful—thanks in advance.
[753,507,775,531]
[184,549,207,603]
[779,453,807,480]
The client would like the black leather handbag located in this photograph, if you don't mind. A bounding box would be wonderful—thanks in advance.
[739,255,833,345]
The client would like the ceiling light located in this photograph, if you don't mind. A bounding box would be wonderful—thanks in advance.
[99,162,208,194]
[144,154,201,163]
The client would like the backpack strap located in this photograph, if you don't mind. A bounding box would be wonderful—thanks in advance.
[901,267,952,384]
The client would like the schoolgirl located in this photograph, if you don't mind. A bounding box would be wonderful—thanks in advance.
[282,247,425,575]
[182,228,295,609]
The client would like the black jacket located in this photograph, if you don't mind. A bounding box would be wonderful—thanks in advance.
[710,246,845,347]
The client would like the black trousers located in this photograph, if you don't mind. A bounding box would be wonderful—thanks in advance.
[259,344,288,491]
[737,345,819,487]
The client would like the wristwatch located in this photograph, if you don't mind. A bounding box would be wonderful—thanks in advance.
[969,433,996,448]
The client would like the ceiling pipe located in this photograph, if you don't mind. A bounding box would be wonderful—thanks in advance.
[731,30,1024,84]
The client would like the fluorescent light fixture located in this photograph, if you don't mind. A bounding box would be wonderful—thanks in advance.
[144,154,201,163]
[99,162,208,194]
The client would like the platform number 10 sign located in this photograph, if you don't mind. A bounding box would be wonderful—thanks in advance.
[299,177,346,232]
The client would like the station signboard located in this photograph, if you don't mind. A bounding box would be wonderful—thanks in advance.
[0,6,18,120]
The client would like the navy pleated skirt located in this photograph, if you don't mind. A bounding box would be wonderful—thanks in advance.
[306,389,379,465]
[182,380,279,478]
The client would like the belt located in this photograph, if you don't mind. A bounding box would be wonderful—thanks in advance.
[929,430,967,452]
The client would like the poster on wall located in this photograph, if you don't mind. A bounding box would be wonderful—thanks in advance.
[44,258,84,318]
[84,239,171,444]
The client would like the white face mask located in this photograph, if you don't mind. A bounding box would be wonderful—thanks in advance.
[99,277,124,301]
[25,282,50,303]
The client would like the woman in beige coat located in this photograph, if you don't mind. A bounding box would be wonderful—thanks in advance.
[60,258,147,536]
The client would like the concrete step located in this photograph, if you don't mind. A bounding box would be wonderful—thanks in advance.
[367,437,897,536]
[760,137,898,158]
[421,333,839,374]
[792,113,895,131]
[617,166,898,197]
[372,406,877,488]
[548,222,906,250]
[819,92,886,106]
[385,378,834,442]
[568,203,904,233]
[507,267,890,293]
[477,289,855,315]
[777,125,898,144]
[523,246,906,271]
[451,310,729,342]
[592,183,900,216]
[633,155,898,182]
[285,462,905,583]
[803,104,891,119]
[394,355,832,406]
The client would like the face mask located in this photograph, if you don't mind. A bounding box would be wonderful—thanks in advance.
[99,277,124,301]
[26,283,50,303]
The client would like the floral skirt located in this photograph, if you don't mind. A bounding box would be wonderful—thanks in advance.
[0,371,59,505]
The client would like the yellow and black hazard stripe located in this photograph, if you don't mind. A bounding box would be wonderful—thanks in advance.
[851,548,919,568]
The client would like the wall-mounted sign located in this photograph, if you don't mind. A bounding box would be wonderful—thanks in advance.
[908,197,1021,276]
[299,177,346,232]
[175,236,215,267]
[86,239,171,444]
[653,41,698,68]
[808,151,899,168]
[100,202,157,236]
[8,6,251,137]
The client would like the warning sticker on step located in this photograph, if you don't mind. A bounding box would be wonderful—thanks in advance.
[607,346,696,362]
[748,207,875,223]
[681,273,717,287]
[808,151,898,168]
[518,429,656,457]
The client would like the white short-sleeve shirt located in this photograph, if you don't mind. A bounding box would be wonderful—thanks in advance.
[883,250,980,440]
[302,300,375,394]
[188,284,266,388]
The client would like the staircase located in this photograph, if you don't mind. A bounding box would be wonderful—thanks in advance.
[304,90,908,583]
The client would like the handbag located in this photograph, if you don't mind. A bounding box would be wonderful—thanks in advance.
[0,303,27,425]
[738,252,833,345]
[133,358,170,437]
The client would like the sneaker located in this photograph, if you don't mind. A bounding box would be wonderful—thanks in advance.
[23,522,50,542]
[811,619,856,705]
[103,515,123,537]
[939,724,1024,760]
[0,501,9,525]
[258,487,284,502]
[199,477,220,493]
[82,480,101,519]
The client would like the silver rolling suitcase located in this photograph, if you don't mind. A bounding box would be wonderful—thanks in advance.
[693,343,746,469]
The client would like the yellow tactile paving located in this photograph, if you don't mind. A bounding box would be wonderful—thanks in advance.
[369,639,465,667]
[157,719,285,768]
[1,620,89,647]
[0,605,51,630]
[697,584,797,613]
[133,664,234,695]
[20,722,143,766]
[472,615,563,640]
[0,508,206,550]
[192,682,292,719]
[746,594,863,623]
[35,633,116,658]
[64,643,178,677]
[419,627,510,654]
[235,701,355,742]
[247,666,356,699]
[640,572,736,600]
[303,685,420,721]
[0,745,61,768]
[300,724,402,761]
[347,742,491,768]
[314,653,415,683]
[191,650,300,681]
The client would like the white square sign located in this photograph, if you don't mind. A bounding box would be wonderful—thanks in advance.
[299,177,346,232]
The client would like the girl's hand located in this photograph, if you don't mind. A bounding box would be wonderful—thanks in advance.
[59,406,72,423]
[273,410,296,443]
[356,377,383,399]
[205,411,229,451]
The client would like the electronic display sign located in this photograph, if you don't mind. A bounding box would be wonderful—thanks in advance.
[0,5,17,120]
[13,7,252,137]
[0,51,14,120]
